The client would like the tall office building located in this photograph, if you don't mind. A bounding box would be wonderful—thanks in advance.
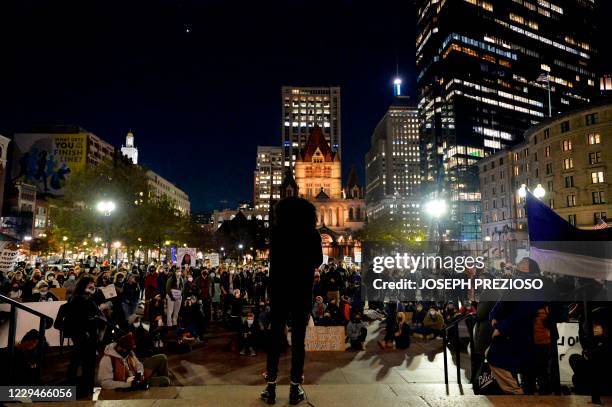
[281,86,341,168]
[253,146,283,211]
[416,0,599,241]
[365,96,422,233]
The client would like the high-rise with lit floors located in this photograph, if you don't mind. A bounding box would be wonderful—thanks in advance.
[281,86,341,168]
[416,0,599,241]
[253,146,283,211]
[365,96,422,234]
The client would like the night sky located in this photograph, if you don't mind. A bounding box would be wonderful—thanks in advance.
[2,1,610,213]
[2,0,416,212]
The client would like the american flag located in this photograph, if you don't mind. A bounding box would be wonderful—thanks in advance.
[537,72,550,82]
[594,217,609,230]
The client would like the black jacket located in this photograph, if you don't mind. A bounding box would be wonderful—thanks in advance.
[268,226,322,311]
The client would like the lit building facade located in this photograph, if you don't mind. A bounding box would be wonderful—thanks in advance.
[253,146,283,211]
[146,170,191,215]
[212,202,269,230]
[416,0,599,241]
[121,130,139,164]
[282,86,341,168]
[365,96,421,234]
[282,126,364,261]
[479,102,612,261]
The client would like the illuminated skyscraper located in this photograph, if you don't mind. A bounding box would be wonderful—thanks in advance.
[365,96,421,234]
[253,146,283,211]
[416,0,599,240]
[281,86,341,168]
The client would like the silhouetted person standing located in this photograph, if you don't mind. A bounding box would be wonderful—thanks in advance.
[261,197,322,405]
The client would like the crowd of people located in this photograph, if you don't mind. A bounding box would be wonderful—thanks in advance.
[1,252,610,399]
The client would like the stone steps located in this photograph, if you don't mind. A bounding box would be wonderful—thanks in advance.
[37,384,610,407]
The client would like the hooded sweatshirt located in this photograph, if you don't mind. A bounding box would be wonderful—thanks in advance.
[97,343,144,389]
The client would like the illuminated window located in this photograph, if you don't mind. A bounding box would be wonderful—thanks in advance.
[562,140,572,151]
[563,157,573,170]
[591,171,605,184]
[588,132,601,145]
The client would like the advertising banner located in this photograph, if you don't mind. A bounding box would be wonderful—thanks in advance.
[11,133,88,196]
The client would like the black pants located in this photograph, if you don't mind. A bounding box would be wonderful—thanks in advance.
[266,306,309,383]
[67,336,97,396]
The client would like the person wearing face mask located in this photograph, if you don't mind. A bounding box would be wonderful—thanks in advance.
[45,272,60,288]
[346,312,368,351]
[32,281,58,302]
[238,312,257,356]
[21,270,42,301]
[98,332,170,389]
[412,303,426,328]
[8,282,22,301]
[165,268,184,327]
[413,306,445,339]
[121,274,141,321]
[66,276,103,397]
[63,271,78,299]
[183,272,199,298]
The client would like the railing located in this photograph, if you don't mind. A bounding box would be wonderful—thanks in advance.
[441,312,474,389]
[0,294,54,384]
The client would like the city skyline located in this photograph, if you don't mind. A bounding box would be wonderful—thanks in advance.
[2,1,419,213]
[3,1,611,214]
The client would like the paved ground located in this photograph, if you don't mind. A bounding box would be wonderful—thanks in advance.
[40,385,611,406]
[165,320,471,386]
[37,320,610,406]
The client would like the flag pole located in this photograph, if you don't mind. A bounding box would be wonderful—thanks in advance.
[547,74,552,117]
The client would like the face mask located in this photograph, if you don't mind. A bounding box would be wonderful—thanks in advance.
[247,319,254,326]
[117,279,123,284]
[188,277,193,282]
[40,290,48,296]
[132,322,140,328]
[69,275,76,281]
[429,310,436,316]
[48,276,54,281]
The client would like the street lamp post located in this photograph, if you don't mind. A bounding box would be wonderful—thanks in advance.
[517,184,546,252]
[113,241,122,272]
[62,236,68,260]
[96,200,116,260]
[238,243,244,265]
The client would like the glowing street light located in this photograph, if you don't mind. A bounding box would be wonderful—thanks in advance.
[113,241,122,249]
[238,244,244,250]
[533,183,546,199]
[518,184,527,199]
[23,236,32,242]
[96,200,116,216]
[424,199,448,218]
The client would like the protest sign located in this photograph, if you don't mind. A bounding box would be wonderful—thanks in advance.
[305,326,345,351]
[0,242,19,273]
[177,248,197,267]
[100,284,117,299]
